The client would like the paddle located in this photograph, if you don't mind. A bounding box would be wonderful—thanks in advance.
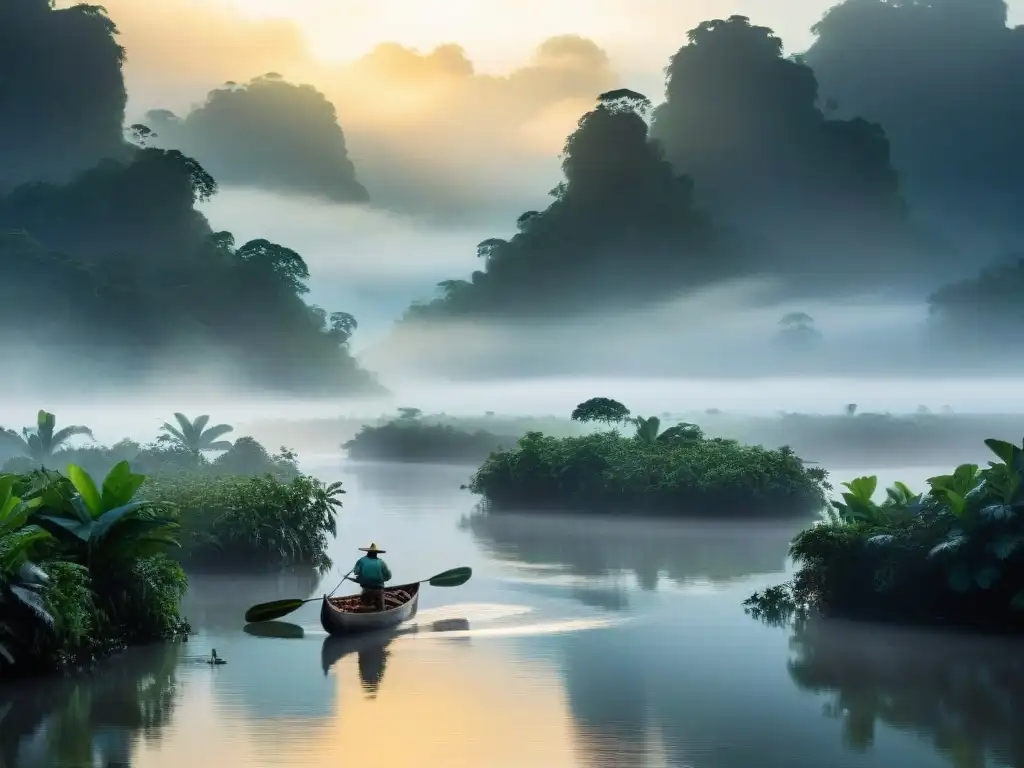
[243,566,474,623]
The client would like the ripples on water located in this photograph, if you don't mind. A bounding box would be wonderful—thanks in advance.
[3,461,1023,767]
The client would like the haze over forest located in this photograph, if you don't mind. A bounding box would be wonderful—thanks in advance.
[3,0,1024,400]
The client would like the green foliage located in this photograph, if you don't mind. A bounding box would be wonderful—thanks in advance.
[143,74,369,203]
[0,410,94,464]
[470,403,829,518]
[570,398,631,427]
[2,433,298,481]
[806,0,1021,252]
[631,416,704,445]
[343,416,517,464]
[650,15,922,290]
[404,91,723,318]
[0,462,187,677]
[40,561,94,653]
[0,91,379,397]
[30,462,182,603]
[752,436,1024,630]
[142,473,344,572]
[212,437,299,479]
[159,412,233,454]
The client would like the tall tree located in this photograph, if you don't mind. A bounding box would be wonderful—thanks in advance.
[805,0,1024,259]
[406,90,724,318]
[159,414,234,455]
[649,15,923,295]
[144,74,368,203]
[0,0,130,190]
[0,410,94,464]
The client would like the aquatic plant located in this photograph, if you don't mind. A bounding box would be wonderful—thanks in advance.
[470,401,829,518]
[747,436,1024,629]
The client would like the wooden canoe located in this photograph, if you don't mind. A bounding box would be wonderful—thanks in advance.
[320,583,420,637]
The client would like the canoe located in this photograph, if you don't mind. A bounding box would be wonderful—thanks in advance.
[320,583,420,637]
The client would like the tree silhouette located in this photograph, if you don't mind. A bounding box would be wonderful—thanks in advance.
[159,413,233,455]
[0,410,94,464]
[571,398,631,427]
[805,0,1024,261]
[144,74,368,203]
[405,91,724,318]
[649,15,923,294]
[0,0,130,191]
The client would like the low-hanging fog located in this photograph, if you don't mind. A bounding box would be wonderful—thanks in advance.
[3,0,1024,417]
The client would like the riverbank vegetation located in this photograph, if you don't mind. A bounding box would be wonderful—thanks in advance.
[0,461,189,677]
[745,437,1024,631]
[239,409,1024,467]
[0,409,344,677]
[469,399,829,518]
[343,408,518,463]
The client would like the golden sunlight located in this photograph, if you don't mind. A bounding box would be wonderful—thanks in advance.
[133,638,596,768]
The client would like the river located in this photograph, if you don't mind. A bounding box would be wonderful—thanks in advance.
[2,461,1022,768]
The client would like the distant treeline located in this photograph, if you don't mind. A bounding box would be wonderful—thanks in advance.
[241,408,1024,467]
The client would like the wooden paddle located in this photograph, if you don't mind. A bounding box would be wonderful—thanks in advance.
[243,566,473,623]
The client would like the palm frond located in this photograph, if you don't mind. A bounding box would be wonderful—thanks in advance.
[50,425,95,447]
[173,413,197,444]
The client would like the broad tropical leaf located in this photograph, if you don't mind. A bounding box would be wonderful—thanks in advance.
[988,535,1024,560]
[9,585,54,627]
[929,535,965,558]
[67,464,103,517]
[37,515,94,542]
[100,461,146,510]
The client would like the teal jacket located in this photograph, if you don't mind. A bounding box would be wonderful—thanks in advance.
[353,556,391,588]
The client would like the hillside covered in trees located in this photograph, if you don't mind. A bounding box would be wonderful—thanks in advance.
[393,8,1022,335]
[0,0,378,396]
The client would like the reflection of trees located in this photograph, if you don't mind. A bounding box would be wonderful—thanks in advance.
[559,629,650,765]
[342,462,472,506]
[0,641,182,767]
[463,510,800,587]
[787,618,1024,767]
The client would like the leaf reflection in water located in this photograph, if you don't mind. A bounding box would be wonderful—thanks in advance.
[786,617,1024,766]
[0,641,184,768]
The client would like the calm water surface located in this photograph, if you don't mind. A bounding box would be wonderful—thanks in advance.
[3,462,1023,768]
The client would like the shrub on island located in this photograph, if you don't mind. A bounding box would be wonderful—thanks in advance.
[745,437,1024,631]
[344,409,518,464]
[468,399,830,518]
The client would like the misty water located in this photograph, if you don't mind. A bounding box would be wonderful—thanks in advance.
[3,460,1022,768]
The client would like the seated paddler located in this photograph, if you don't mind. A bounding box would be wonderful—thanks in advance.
[352,543,392,611]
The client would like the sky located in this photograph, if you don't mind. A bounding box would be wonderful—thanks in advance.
[59,0,1024,354]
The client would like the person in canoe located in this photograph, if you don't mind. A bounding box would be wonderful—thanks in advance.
[352,543,392,611]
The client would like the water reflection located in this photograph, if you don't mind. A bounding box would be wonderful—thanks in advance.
[787,618,1024,767]
[321,618,472,698]
[340,461,472,505]
[464,510,801,588]
[0,642,182,768]
[183,568,321,631]
[244,621,305,640]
